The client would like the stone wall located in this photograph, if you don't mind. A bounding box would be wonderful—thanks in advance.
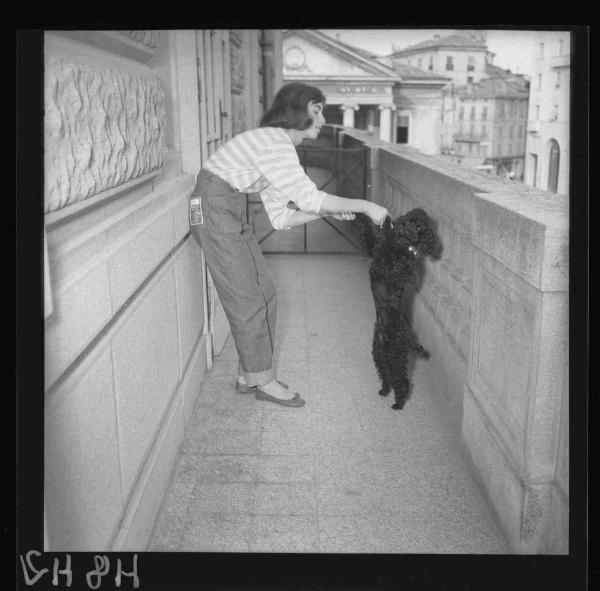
[341,128,569,554]
[44,30,207,551]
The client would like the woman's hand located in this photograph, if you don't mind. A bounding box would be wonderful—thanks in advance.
[330,212,356,221]
[365,202,389,226]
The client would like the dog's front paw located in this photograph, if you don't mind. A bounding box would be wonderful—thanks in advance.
[378,388,390,397]
[391,401,405,410]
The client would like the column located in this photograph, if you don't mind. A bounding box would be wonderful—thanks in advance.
[366,107,376,133]
[378,103,396,142]
[340,104,359,128]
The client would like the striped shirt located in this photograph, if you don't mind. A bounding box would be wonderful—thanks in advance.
[204,126,327,229]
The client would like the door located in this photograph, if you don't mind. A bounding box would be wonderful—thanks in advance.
[196,29,233,359]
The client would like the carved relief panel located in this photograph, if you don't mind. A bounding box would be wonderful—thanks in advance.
[44,57,167,213]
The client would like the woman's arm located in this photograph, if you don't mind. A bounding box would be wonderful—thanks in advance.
[319,194,389,225]
[284,209,356,228]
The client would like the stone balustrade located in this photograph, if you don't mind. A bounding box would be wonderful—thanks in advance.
[339,127,569,554]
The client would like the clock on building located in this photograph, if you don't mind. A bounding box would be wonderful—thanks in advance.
[284,46,306,69]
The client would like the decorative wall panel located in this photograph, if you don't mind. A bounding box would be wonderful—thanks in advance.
[122,30,161,50]
[45,57,167,213]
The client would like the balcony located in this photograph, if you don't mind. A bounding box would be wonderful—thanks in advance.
[150,126,569,555]
[527,120,541,134]
[550,53,570,69]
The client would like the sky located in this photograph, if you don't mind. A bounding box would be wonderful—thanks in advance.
[320,28,549,77]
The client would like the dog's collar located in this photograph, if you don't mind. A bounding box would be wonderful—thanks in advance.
[408,246,419,257]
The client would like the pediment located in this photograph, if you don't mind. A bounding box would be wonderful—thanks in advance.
[283,31,394,78]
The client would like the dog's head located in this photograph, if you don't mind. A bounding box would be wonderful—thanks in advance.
[389,208,443,260]
[354,207,443,261]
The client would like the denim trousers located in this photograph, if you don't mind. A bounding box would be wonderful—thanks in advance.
[189,168,276,387]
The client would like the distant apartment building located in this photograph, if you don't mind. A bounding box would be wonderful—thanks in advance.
[387,31,530,178]
[443,72,529,178]
[387,31,495,86]
[524,31,570,194]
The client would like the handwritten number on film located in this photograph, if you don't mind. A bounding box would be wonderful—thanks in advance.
[19,550,140,589]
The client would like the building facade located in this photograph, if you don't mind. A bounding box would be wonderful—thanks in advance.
[282,30,448,154]
[43,29,282,551]
[524,31,570,194]
[387,31,494,86]
[444,75,529,178]
[388,32,530,178]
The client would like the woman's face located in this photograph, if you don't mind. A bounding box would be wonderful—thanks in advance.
[304,101,326,139]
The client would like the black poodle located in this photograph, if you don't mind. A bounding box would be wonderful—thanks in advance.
[354,207,443,410]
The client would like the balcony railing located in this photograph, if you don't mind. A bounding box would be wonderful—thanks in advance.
[335,127,569,555]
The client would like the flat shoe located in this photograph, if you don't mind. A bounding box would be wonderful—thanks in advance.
[236,379,288,394]
[255,388,305,407]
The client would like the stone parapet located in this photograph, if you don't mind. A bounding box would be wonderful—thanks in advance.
[339,128,569,554]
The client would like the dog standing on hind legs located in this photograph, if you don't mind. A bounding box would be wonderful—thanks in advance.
[354,207,443,410]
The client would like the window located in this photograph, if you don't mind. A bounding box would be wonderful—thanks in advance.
[530,153,538,187]
[555,70,561,88]
[518,125,523,138]
[535,104,540,119]
[396,115,409,144]
[509,125,513,138]
[552,104,559,120]
[428,56,434,71]
[470,106,475,121]
[548,139,560,192]
[467,76,474,84]
[482,106,488,121]
[539,42,544,58]
[537,74,542,90]
[408,59,412,66]
[498,126,503,139]
[467,56,475,71]
[558,39,564,55]
[482,124,487,138]
[418,58,422,68]
[459,106,464,120]
[470,123,475,136]
[446,56,454,71]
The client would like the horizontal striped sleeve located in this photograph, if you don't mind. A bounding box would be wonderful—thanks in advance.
[255,134,327,214]
[259,184,295,230]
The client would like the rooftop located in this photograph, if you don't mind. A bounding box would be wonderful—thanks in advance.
[387,33,488,57]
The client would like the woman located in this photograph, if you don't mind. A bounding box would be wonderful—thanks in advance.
[190,82,389,408]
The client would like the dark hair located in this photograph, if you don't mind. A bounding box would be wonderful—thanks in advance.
[259,82,326,130]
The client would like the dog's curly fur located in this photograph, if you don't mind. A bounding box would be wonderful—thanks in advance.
[354,208,443,410]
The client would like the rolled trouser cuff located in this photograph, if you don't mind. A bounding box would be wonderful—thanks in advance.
[245,368,274,388]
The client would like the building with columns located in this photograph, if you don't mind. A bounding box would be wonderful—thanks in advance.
[282,30,449,154]
[524,31,570,194]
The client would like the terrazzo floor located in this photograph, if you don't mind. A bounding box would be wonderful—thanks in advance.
[148,254,507,554]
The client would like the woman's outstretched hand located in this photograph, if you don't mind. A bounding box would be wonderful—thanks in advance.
[365,202,390,226]
[331,212,356,221]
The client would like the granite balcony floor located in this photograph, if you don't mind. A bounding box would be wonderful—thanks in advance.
[148,254,508,554]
